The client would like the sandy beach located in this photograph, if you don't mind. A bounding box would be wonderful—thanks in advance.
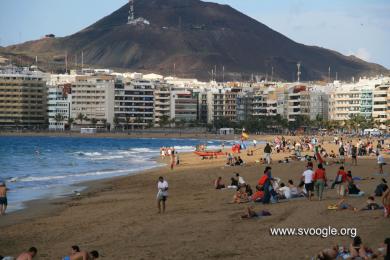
[0,138,389,259]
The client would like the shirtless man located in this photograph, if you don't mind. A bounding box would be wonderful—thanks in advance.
[63,250,99,260]
[16,247,37,260]
[0,181,8,215]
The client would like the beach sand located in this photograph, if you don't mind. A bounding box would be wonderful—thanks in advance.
[0,141,389,259]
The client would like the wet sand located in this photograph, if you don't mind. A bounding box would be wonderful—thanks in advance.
[0,141,389,259]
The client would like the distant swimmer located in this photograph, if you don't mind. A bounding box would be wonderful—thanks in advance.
[35,147,40,156]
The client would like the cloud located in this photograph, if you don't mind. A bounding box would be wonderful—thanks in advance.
[348,48,371,62]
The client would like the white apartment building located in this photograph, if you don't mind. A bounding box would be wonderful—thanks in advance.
[170,87,198,123]
[71,75,115,129]
[154,84,171,126]
[252,87,278,117]
[47,85,71,130]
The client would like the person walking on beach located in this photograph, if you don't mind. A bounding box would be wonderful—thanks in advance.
[382,188,390,218]
[157,176,168,213]
[264,143,272,165]
[16,247,37,260]
[302,162,314,200]
[0,181,8,216]
[351,145,358,166]
[377,151,386,175]
[313,163,327,201]
[335,166,348,199]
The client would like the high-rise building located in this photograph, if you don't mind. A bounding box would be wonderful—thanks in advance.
[71,75,115,129]
[0,66,47,129]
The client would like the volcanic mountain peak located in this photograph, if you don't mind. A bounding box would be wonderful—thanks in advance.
[3,0,388,80]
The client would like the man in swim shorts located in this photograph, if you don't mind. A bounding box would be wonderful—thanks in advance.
[0,181,8,215]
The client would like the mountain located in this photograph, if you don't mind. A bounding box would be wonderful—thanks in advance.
[2,0,388,80]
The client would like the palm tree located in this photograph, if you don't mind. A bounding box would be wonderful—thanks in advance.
[67,118,74,130]
[76,113,86,125]
[169,118,176,128]
[159,115,169,128]
[54,113,64,129]
[113,116,120,130]
[90,118,98,127]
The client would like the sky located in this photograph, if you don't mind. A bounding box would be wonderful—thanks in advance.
[0,0,389,68]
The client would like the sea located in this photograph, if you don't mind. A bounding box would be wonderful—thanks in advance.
[0,136,237,212]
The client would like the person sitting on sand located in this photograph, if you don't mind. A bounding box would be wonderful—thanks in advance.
[231,187,249,204]
[16,247,37,260]
[214,177,225,189]
[361,196,382,211]
[383,188,390,218]
[329,199,357,211]
[62,246,80,260]
[245,184,253,197]
[235,173,246,187]
[0,181,8,216]
[277,182,291,199]
[329,150,336,159]
[375,178,388,197]
[63,250,99,260]
[287,180,302,198]
[350,236,370,260]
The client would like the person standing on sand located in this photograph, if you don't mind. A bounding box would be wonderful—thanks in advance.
[302,162,314,200]
[264,143,272,165]
[0,181,8,215]
[377,151,386,175]
[313,163,327,201]
[157,176,168,213]
[16,247,37,260]
[351,145,358,166]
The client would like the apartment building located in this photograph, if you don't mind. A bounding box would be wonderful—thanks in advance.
[328,85,362,121]
[0,66,47,129]
[170,87,198,123]
[71,75,115,128]
[47,84,71,130]
[154,84,171,126]
[252,87,278,117]
[114,79,155,129]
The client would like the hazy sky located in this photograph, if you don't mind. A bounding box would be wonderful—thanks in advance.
[1,0,389,68]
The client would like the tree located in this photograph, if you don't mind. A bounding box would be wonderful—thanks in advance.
[90,118,98,127]
[76,113,86,125]
[159,115,170,128]
[54,113,64,129]
[113,116,120,130]
[169,118,176,128]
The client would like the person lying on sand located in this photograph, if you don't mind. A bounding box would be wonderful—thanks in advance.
[316,246,338,260]
[63,250,99,260]
[328,199,357,211]
[240,206,271,219]
[16,247,37,260]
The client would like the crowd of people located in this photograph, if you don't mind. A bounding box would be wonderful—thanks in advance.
[160,147,180,170]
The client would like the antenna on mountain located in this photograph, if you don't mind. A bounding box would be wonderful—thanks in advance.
[173,63,176,77]
[271,66,274,82]
[297,62,301,83]
[335,71,338,81]
[214,65,217,82]
[128,0,135,24]
[65,52,68,74]
[222,66,225,83]
[328,66,331,83]
[75,54,78,70]
[81,51,84,71]
[35,56,38,69]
